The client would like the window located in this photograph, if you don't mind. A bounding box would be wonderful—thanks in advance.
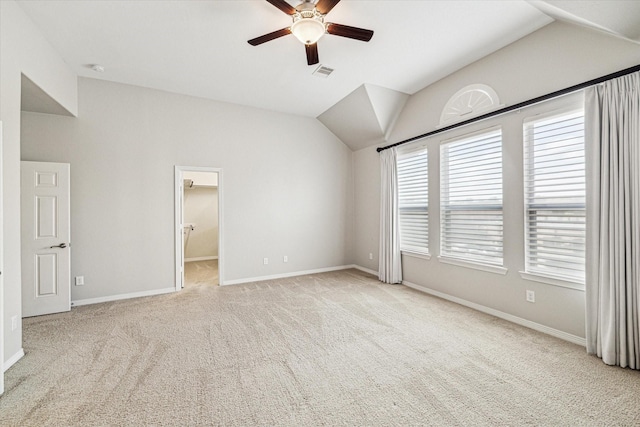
[440,128,503,266]
[397,149,429,254]
[523,109,585,283]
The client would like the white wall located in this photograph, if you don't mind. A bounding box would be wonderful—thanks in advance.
[353,145,380,271]
[184,187,218,260]
[390,22,640,143]
[0,0,77,371]
[21,77,352,300]
[353,21,640,339]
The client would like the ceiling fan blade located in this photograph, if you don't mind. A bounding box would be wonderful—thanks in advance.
[266,0,297,15]
[306,43,319,65]
[326,23,374,42]
[248,28,291,46]
[315,0,341,15]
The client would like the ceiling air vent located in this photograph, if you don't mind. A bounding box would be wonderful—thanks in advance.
[313,65,334,78]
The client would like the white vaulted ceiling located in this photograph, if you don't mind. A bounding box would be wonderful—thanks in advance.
[16,1,640,150]
[17,1,552,117]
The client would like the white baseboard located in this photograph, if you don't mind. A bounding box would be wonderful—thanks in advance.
[223,265,357,286]
[352,265,378,276]
[3,348,25,373]
[402,280,586,347]
[185,256,218,262]
[71,287,176,307]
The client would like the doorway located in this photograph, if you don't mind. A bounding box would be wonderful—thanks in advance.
[175,166,223,290]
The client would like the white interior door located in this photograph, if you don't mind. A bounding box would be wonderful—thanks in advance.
[21,161,71,317]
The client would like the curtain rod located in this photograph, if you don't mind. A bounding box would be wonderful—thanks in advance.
[377,63,640,153]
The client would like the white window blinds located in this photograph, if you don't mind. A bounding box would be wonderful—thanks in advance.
[397,150,429,254]
[523,109,585,283]
[440,128,503,266]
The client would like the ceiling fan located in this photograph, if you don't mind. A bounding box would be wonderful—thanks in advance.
[248,0,374,66]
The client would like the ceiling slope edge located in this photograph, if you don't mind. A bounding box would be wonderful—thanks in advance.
[528,0,640,44]
[317,84,409,152]
[21,74,76,117]
[364,84,410,143]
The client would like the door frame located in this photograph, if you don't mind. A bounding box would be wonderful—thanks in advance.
[174,166,224,290]
[1,121,4,394]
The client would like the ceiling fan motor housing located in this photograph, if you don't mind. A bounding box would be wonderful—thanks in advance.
[295,1,317,12]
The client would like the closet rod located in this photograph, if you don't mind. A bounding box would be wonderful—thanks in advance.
[377,63,640,153]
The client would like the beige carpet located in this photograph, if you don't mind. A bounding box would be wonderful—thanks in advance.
[184,260,219,287]
[1,269,639,426]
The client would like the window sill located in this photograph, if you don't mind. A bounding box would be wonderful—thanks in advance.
[438,256,508,275]
[519,271,585,291]
[401,250,431,261]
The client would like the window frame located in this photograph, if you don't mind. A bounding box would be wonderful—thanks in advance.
[397,147,430,257]
[520,106,586,289]
[439,125,505,270]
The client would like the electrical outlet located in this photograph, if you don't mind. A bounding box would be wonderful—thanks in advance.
[283,255,288,263]
[75,276,85,286]
[11,315,18,331]
[526,290,535,303]
[263,257,269,265]
[369,253,373,260]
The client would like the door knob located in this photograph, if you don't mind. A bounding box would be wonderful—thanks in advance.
[50,243,68,249]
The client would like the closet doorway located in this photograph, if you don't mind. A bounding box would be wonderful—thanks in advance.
[175,166,223,290]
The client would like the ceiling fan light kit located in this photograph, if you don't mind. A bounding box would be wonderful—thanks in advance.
[248,0,374,66]
[291,9,325,45]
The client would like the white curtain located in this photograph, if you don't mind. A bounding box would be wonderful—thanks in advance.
[585,71,640,369]
[379,147,402,284]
